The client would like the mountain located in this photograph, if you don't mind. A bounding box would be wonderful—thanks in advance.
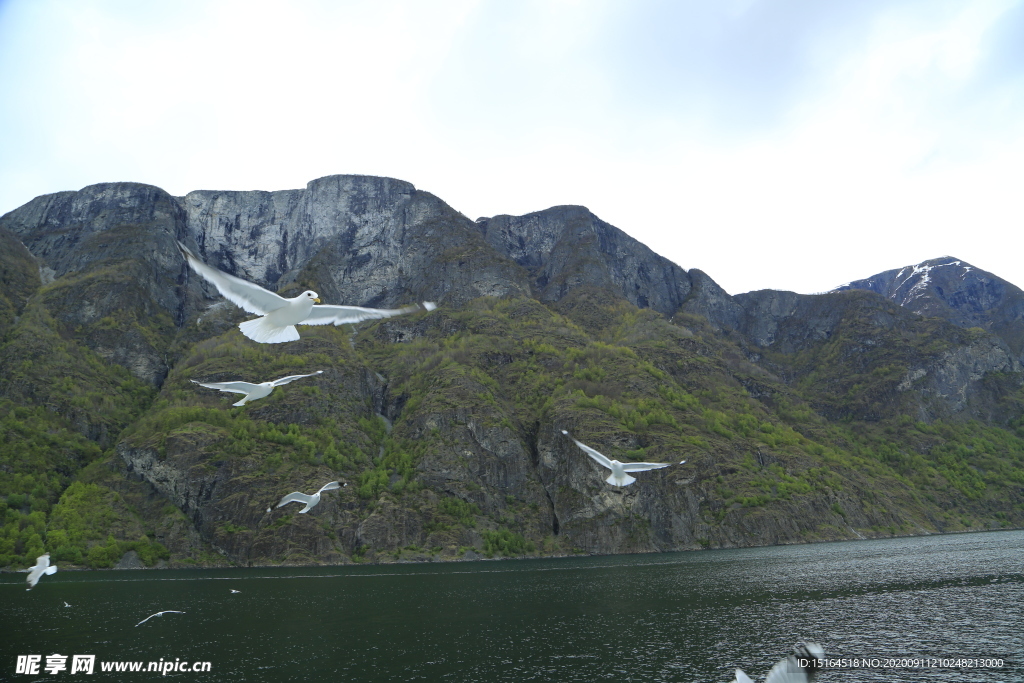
[1,175,1022,570]
[834,256,1024,362]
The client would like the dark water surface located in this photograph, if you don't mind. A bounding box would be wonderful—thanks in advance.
[2,530,1021,682]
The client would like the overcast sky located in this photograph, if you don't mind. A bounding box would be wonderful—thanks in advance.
[1,0,1021,294]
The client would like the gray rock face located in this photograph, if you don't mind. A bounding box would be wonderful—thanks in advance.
[1,182,189,284]
[677,269,744,331]
[478,206,692,314]
[0,176,540,384]
[731,289,899,352]
[179,175,530,308]
[900,337,1022,420]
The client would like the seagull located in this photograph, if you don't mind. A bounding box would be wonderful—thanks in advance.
[176,240,436,344]
[561,430,681,487]
[191,370,323,406]
[64,601,72,607]
[135,611,185,627]
[230,589,241,594]
[23,553,57,590]
[269,481,345,514]
[732,643,825,683]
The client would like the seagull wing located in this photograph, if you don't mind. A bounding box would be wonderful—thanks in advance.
[191,380,259,395]
[621,461,673,472]
[135,611,184,627]
[25,565,44,589]
[176,241,288,315]
[300,303,424,326]
[317,481,342,494]
[275,492,316,509]
[25,554,52,589]
[562,432,613,469]
[733,670,755,683]
[270,371,324,386]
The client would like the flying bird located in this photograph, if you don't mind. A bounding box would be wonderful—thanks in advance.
[191,370,324,406]
[175,240,435,343]
[732,643,825,683]
[269,481,345,514]
[64,601,71,607]
[230,589,241,594]
[23,553,57,590]
[135,611,185,627]
[561,430,681,487]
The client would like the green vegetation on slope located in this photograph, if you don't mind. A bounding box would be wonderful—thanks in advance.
[1,277,1022,568]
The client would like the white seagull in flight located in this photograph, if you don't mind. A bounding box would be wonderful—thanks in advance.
[270,481,345,514]
[732,643,825,683]
[135,611,185,627]
[23,553,57,590]
[176,240,436,344]
[191,370,323,406]
[561,430,684,487]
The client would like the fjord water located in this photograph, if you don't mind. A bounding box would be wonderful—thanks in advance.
[2,531,1021,682]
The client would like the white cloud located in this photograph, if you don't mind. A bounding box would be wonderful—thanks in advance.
[1,0,1021,294]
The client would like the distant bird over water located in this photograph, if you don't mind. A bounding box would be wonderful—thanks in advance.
[270,481,345,514]
[562,430,683,487]
[135,611,185,627]
[175,240,435,343]
[732,643,825,683]
[23,553,57,590]
[191,370,323,406]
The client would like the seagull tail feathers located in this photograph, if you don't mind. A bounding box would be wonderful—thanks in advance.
[45,566,57,575]
[239,318,300,344]
[607,473,636,487]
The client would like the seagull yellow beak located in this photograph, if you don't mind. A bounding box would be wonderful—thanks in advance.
[314,297,321,303]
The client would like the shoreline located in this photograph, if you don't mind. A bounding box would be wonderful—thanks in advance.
[3,526,1020,574]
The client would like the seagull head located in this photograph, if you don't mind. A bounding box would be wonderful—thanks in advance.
[301,290,321,303]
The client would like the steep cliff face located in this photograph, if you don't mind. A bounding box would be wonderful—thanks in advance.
[477,206,692,315]
[1,175,1022,571]
[0,183,191,385]
[1,183,188,284]
[0,176,535,385]
[180,175,531,309]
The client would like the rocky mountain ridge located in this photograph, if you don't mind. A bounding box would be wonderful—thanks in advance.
[1,174,1022,569]
[834,256,1024,362]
